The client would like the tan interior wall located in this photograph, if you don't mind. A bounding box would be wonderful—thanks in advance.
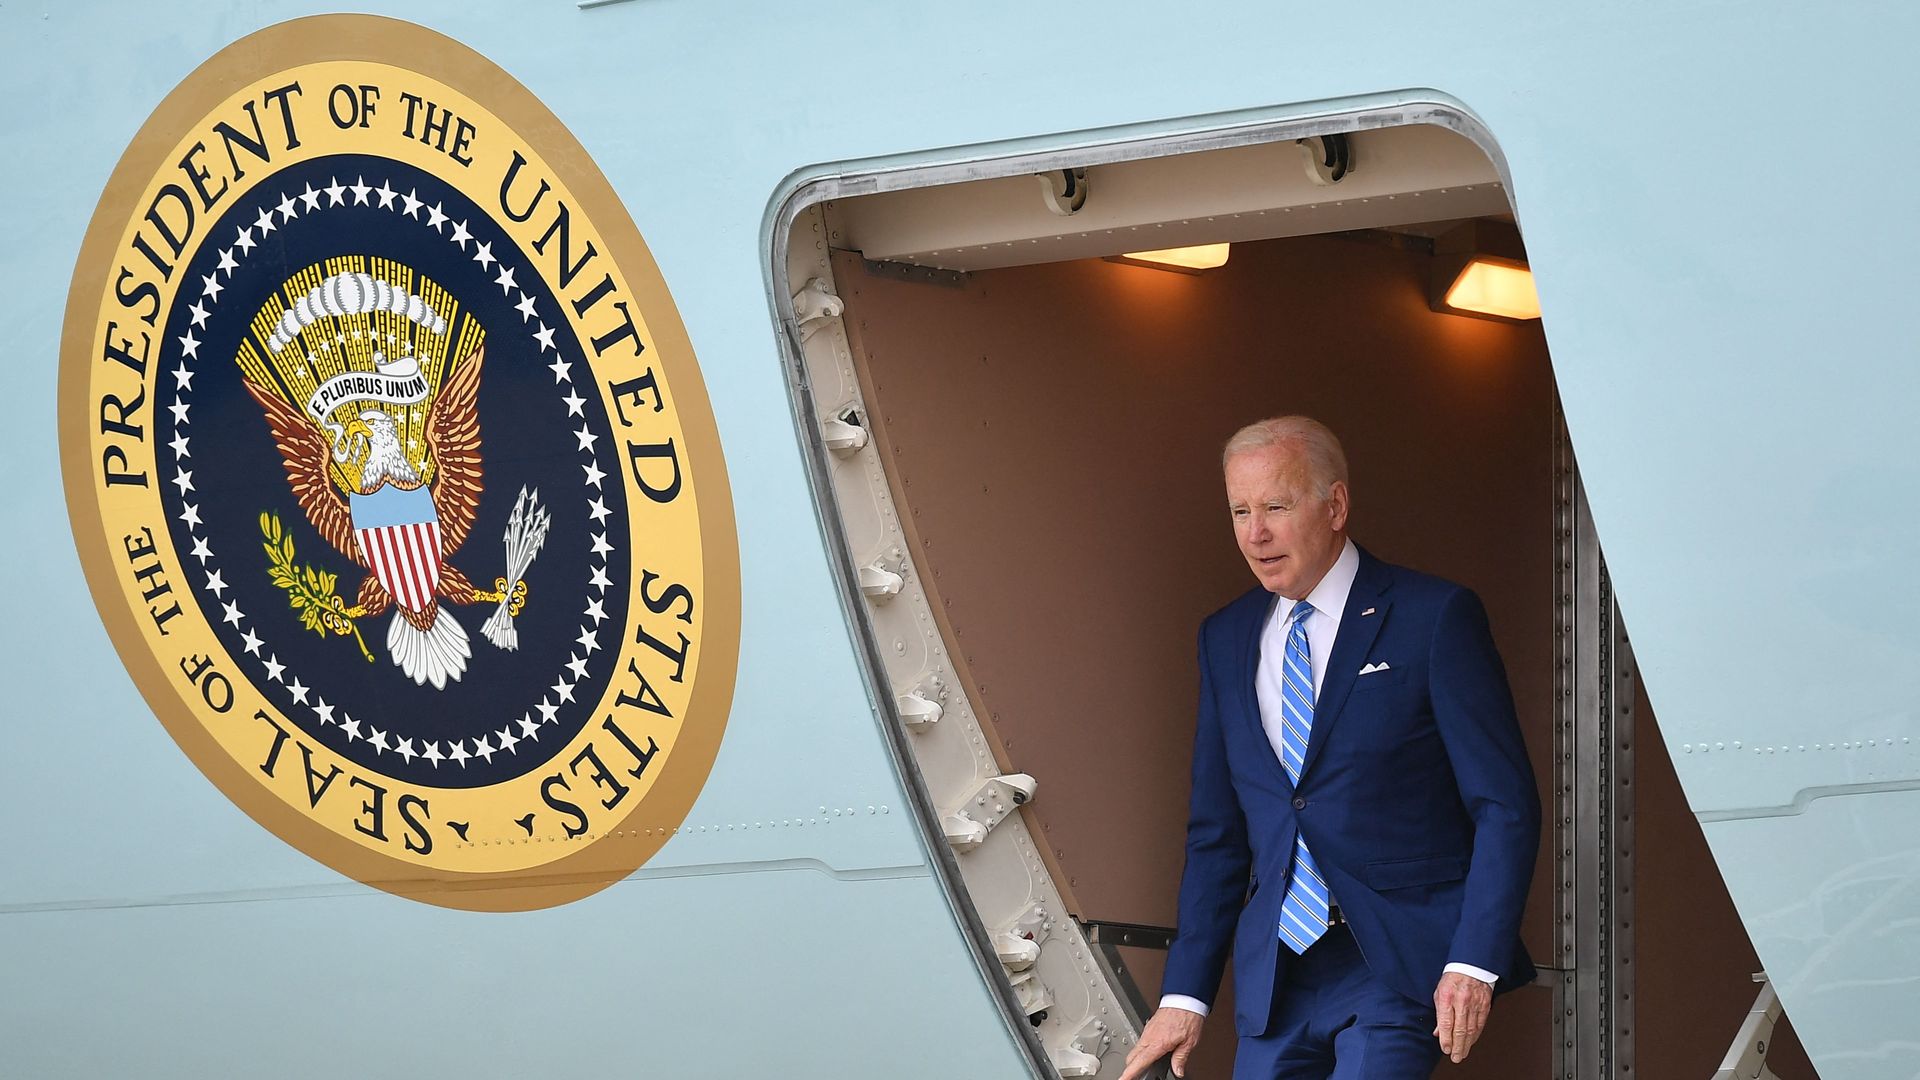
[830,232,1810,1077]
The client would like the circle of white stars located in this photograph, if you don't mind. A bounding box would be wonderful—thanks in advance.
[166,171,620,771]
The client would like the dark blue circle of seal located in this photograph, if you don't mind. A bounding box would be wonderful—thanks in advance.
[157,153,630,790]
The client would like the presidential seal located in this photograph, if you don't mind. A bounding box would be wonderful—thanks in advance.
[59,16,739,910]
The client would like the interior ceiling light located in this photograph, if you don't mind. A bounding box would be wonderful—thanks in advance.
[1115,243,1231,271]
[1437,256,1541,321]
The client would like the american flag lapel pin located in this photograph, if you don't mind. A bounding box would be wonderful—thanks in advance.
[1361,607,1376,616]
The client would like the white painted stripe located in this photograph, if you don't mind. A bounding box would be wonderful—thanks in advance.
[380,527,412,610]
[424,521,443,585]
[355,529,378,580]
[361,529,394,606]
[411,522,438,603]
[373,528,401,609]
[404,525,428,608]
[396,525,417,607]
[378,527,416,610]
[409,523,434,605]
[399,523,434,608]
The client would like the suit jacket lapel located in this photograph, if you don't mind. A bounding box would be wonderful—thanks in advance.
[1236,590,1294,791]
[1298,549,1392,782]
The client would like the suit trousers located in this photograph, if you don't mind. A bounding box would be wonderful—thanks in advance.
[1233,924,1442,1080]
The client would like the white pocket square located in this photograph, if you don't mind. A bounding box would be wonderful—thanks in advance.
[1358,661,1392,675]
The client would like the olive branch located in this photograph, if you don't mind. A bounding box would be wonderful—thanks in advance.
[260,511,373,663]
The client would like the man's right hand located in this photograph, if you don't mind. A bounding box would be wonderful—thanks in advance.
[1117,1006,1205,1080]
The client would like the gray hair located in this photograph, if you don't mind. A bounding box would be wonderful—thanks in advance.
[1222,416,1350,499]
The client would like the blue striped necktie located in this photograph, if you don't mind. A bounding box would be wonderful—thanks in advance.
[1276,598,1331,954]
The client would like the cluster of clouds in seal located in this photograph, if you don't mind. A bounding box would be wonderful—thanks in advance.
[266,271,449,355]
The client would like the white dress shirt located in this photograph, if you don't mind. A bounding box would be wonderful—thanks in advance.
[1160,541,1495,1019]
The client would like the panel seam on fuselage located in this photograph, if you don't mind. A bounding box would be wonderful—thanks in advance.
[0,858,931,914]
[1696,779,1920,822]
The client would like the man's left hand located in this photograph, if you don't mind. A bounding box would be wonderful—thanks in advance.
[1432,972,1494,1063]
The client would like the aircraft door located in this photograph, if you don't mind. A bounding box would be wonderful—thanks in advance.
[772,109,1820,1079]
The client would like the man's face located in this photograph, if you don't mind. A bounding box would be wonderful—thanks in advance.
[1224,443,1350,598]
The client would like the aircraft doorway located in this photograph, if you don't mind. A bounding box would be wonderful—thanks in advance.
[773,113,1816,1080]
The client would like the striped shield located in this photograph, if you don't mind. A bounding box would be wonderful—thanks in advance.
[349,485,443,613]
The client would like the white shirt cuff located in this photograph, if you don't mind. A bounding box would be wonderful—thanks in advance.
[1158,994,1210,1018]
[1444,962,1499,985]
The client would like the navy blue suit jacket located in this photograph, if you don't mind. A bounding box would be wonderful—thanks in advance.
[1162,547,1540,1036]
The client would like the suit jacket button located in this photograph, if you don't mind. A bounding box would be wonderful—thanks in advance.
[1292,796,1307,810]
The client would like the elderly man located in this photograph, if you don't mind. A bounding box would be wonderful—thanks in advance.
[1120,416,1540,1080]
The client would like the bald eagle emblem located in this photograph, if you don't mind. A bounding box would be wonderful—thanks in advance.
[243,268,548,689]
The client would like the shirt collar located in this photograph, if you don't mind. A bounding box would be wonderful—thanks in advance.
[1288,538,1360,623]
